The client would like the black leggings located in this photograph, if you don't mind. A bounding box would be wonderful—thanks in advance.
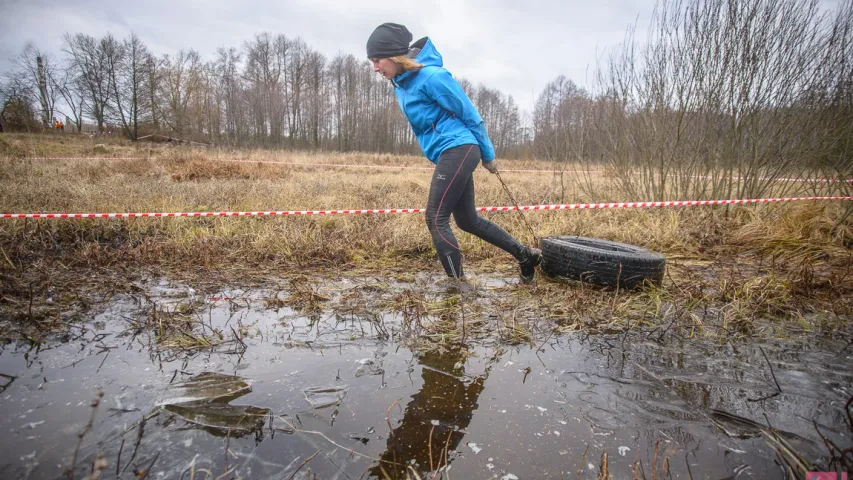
[425,144,526,277]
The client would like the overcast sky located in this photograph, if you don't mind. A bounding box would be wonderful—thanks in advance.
[0,0,843,113]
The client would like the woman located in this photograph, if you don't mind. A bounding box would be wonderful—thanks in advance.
[366,22,542,283]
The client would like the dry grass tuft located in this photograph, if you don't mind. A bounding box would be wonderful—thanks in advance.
[278,276,330,313]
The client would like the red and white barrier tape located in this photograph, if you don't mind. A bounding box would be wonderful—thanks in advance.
[690,174,853,184]
[2,196,850,219]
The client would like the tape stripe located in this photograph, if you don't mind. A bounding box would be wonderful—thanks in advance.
[2,196,851,219]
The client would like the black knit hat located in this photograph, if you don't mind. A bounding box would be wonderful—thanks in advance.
[366,23,413,59]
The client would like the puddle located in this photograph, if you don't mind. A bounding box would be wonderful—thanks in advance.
[0,275,850,479]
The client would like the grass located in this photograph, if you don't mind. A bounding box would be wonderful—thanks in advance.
[116,296,248,360]
[0,132,851,347]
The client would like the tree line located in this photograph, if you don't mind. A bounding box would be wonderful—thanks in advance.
[533,0,852,200]
[0,31,523,157]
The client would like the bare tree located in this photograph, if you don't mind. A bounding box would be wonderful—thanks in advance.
[242,33,286,145]
[146,54,165,132]
[586,0,848,201]
[304,49,327,148]
[62,33,113,132]
[212,47,244,144]
[4,45,60,128]
[159,50,202,135]
[53,63,87,132]
[0,81,40,132]
[105,32,151,140]
[287,38,308,143]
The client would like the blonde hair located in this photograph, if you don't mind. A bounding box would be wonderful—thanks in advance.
[388,55,424,73]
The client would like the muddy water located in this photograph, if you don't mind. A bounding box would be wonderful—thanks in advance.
[0,275,850,479]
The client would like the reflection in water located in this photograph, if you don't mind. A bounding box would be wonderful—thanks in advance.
[160,372,270,439]
[163,403,269,438]
[160,372,253,405]
[370,345,487,479]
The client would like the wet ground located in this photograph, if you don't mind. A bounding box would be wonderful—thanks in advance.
[0,273,850,479]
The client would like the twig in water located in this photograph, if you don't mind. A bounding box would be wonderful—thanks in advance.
[535,329,555,369]
[407,465,424,480]
[0,373,16,394]
[847,395,853,433]
[638,456,649,480]
[286,449,321,480]
[813,418,853,472]
[433,430,453,480]
[385,399,400,439]
[224,427,231,475]
[277,416,385,463]
[384,398,401,476]
[598,452,610,480]
[761,414,811,476]
[230,326,247,350]
[88,451,108,478]
[66,391,104,480]
[428,424,435,472]
[577,444,589,480]
[137,451,161,480]
[96,351,109,374]
[213,467,236,480]
[748,346,782,402]
[652,440,659,480]
[116,438,125,476]
[760,346,782,392]
[121,413,148,473]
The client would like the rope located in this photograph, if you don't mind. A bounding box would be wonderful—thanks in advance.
[494,170,539,246]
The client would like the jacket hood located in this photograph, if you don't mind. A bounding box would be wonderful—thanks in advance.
[395,37,442,84]
[412,37,442,68]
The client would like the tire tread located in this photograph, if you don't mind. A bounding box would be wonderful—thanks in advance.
[540,236,666,289]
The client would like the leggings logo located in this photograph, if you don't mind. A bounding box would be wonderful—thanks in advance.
[807,473,848,480]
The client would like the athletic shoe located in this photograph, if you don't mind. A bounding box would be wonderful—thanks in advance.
[519,247,542,283]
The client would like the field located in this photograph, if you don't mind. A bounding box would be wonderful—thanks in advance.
[0,132,851,479]
[2,132,851,341]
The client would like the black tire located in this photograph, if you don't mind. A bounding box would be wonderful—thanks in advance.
[539,236,666,289]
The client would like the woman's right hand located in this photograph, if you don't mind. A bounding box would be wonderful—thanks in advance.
[482,160,498,174]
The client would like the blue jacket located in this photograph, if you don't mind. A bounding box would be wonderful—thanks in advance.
[393,38,496,164]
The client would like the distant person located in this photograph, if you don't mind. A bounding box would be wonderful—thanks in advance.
[366,23,541,283]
